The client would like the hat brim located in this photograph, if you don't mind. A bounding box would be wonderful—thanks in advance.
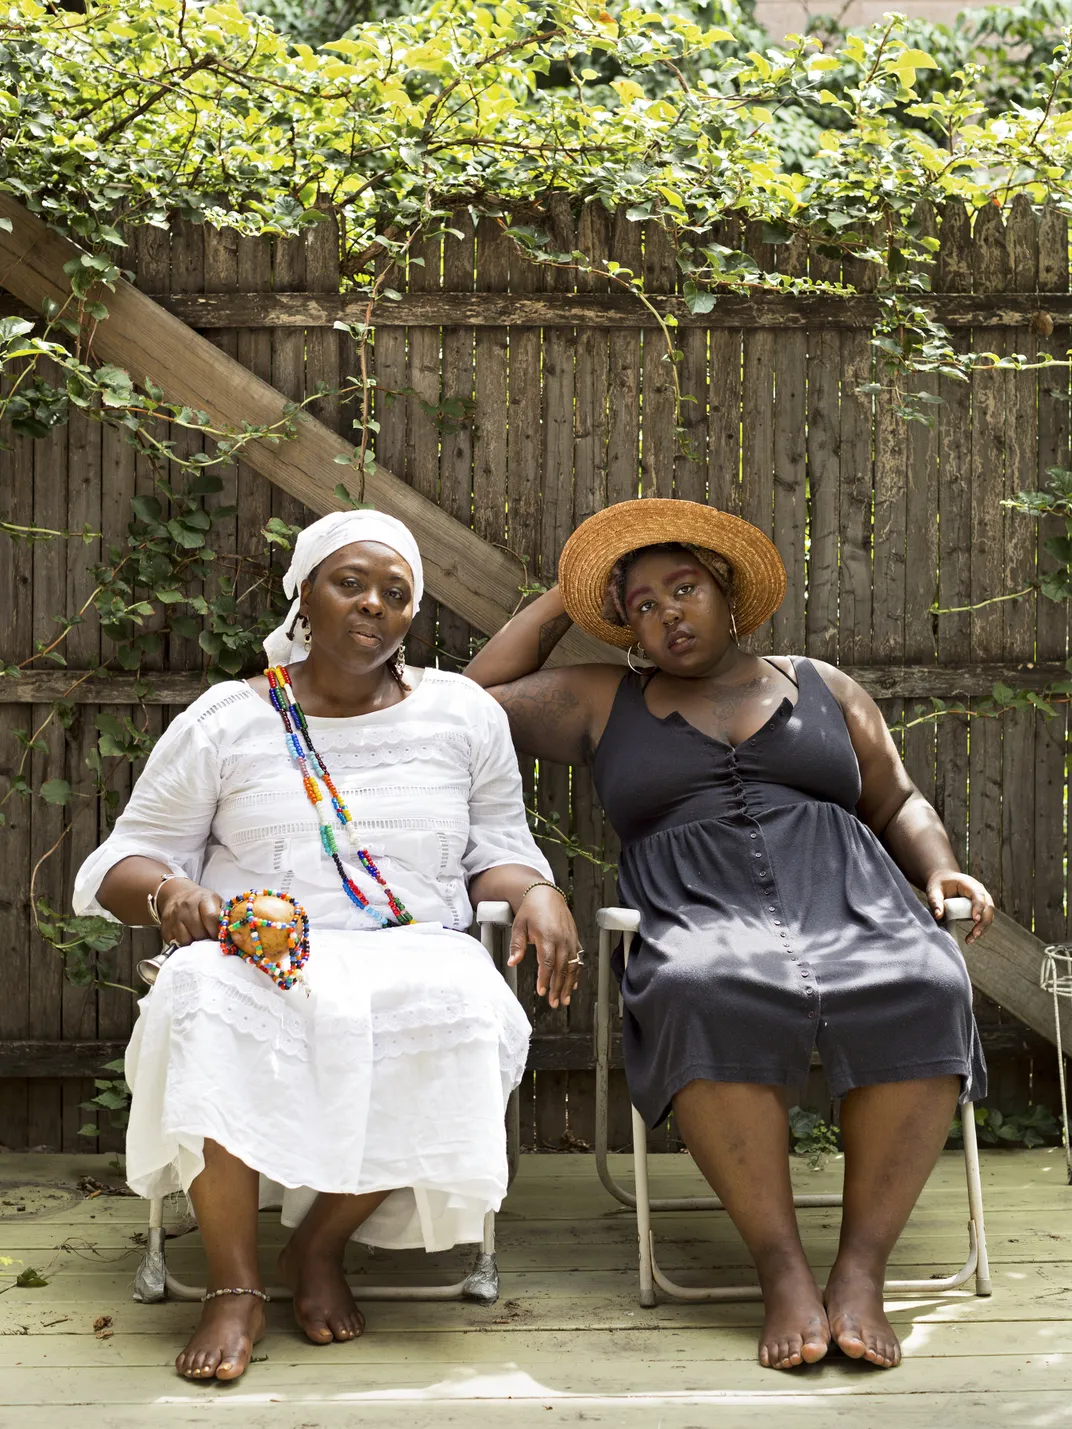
[558,499,787,650]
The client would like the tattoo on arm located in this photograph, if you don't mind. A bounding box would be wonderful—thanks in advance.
[497,673,587,762]
[536,612,573,665]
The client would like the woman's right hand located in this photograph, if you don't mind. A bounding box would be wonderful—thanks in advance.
[156,878,223,946]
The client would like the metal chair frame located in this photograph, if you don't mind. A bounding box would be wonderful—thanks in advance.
[594,903,993,1307]
[133,900,519,1306]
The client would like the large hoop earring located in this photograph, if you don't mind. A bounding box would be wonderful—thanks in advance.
[729,609,739,644]
[627,643,651,674]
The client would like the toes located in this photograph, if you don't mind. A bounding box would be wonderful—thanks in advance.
[835,1326,868,1359]
[801,1337,828,1365]
[759,1343,771,1368]
[332,1304,364,1341]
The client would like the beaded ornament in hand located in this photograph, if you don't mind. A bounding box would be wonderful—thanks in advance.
[219,889,310,992]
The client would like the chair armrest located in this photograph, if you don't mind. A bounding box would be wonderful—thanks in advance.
[942,896,973,925]
[596,900,973,936]
[942,895,973,923]
[597,906,641,934]
[475,900,514,927]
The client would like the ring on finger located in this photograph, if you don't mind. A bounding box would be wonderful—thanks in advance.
[567,949,585,966]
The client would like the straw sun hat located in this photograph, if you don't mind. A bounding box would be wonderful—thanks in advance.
[558,499,787,650]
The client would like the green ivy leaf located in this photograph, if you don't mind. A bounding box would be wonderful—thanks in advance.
[40,778,72,806]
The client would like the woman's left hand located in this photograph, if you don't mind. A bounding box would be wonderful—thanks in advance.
[508,887,584,1009]
[926,870,995,944]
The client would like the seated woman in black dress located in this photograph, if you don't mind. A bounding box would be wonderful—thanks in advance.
[465,498,993,1373]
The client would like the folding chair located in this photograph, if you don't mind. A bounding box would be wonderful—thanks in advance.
[594,898,992,1306]
[133,900,519,1306]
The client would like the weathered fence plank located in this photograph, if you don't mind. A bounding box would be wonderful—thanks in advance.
[605,211,642,509]
[439,209,477,669]
[902,205,940,806]
[838,245,875,666]
[1034,208,1071,946]
[706,215,742,516]
[741,222,776,658]
[640,221,677,499]
[935,203,974,871]
[772,235,808,655]
[970,204,1010,904]
[18,288,1071,329]
[1003,198,1040,937]
[804,244,840,663]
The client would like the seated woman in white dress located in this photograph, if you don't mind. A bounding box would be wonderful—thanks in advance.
[73,510,581,1383]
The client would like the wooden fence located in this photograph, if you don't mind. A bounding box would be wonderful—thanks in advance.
[0,196,1068,1153]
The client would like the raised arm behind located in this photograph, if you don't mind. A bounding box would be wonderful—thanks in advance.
[464,587,621,765]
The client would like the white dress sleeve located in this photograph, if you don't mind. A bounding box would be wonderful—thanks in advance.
[72,708,221,920]
[462,691,553,882]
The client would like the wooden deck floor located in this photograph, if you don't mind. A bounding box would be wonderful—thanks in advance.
[1,1148,1070,1427]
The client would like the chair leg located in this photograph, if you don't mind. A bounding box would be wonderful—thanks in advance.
[961,1102,992,1296]
[594,925,634,1206]
[460,1209,500,1304]
[133,1197,167,1303]
[504,959,522,1187]
[631,1102,656,1308]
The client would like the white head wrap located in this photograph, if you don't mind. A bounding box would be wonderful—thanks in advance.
[263,510,424,667]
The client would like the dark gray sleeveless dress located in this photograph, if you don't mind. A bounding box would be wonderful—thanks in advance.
[591,656,986,1127]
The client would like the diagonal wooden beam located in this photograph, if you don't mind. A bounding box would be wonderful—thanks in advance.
[0,194,613,665]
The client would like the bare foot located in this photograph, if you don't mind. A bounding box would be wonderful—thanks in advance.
[175,1293,266,1381]
[277,1241,365,1345]
[824,1265,901,1368]
[756,1261,830,1370]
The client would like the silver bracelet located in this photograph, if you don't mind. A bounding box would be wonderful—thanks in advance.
[147,872,182,927]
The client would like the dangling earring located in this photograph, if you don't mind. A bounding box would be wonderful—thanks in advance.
[729,609,739,644]
[300,614,312,650]
[393,642,407,679]
[627,642,650,674]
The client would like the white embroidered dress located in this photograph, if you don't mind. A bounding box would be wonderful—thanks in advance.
[73,669,549,1252]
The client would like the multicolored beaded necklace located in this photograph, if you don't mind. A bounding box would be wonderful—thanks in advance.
[266,664,414,929]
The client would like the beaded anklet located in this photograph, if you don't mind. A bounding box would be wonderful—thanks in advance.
[201,1287,271,1304]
